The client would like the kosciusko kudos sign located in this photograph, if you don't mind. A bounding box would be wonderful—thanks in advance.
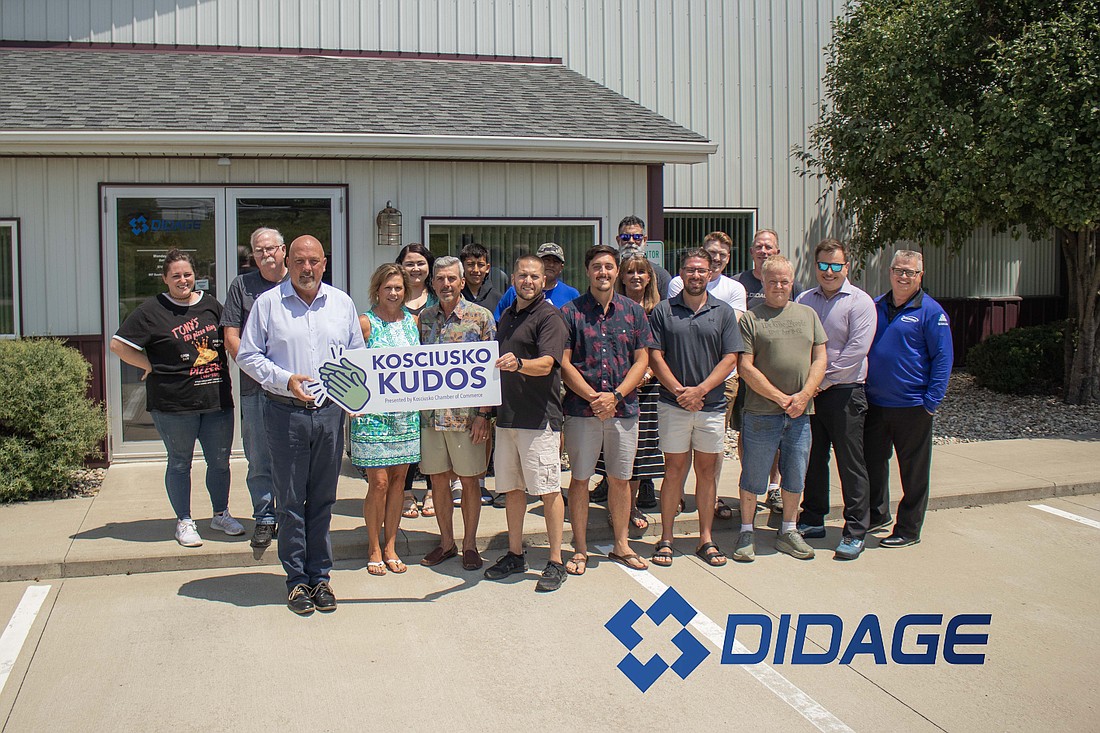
[306,343,501,413]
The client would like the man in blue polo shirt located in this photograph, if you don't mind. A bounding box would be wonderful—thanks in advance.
[865,250,953,549]
[493,242,580,319]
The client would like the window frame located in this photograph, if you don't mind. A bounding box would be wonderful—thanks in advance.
[663,208,757,274]
[0,218,21,339]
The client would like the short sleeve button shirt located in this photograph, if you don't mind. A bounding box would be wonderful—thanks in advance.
[560,291,656,418]
[418,298,497,431]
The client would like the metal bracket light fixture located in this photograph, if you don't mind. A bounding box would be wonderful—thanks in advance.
[376,201,402,246]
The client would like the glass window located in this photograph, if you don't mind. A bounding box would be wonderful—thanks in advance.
[424,219,600,292]
[0,220,20,338]
[663,210,756,275]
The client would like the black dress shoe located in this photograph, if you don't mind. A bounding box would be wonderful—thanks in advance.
[311,581,337,612]
[879,534,920,548]
[287,584,315,615]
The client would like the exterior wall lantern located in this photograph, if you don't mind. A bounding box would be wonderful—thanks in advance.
[376,201,402,246]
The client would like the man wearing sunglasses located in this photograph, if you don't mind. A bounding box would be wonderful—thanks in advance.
[614,215,672,299]
[794,239,877,559]
[864,250,953,549]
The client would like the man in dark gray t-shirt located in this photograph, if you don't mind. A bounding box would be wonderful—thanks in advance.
[221,227,288,548]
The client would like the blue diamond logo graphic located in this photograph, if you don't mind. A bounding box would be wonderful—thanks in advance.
[606,587,710,692]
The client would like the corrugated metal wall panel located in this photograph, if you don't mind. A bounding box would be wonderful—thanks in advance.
[0,156,645,335]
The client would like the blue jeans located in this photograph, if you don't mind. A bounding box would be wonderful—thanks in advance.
[739,412,811,495]
[240,391,276,523]
[150,408,234,520]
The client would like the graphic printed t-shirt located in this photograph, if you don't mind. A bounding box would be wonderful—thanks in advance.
[739,301,826,416]
[115,293,233,413]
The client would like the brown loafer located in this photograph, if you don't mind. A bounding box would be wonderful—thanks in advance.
[462,548,483,570]
[420,544,458,567]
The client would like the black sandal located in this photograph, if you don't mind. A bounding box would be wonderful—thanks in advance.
[695,542,727,567]
[651,540,674,567]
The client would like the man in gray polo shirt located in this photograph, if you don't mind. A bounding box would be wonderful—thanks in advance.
[795,239,877,560]
[648,249,743,568]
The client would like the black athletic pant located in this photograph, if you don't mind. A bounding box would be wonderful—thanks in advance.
[799,385,871,539]
[864,404,934,538]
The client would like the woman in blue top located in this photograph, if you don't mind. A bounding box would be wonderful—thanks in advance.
[350,263,422,575]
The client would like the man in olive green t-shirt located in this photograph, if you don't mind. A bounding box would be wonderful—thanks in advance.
[735,255,827,562]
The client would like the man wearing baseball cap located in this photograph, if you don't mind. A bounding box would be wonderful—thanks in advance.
[493,242,581,319]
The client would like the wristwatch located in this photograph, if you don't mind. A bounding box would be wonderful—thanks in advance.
[612,389,624,402]
[516,357,524,371]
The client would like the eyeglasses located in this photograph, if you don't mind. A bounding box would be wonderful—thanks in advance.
[890,267,921,278]
[253,246,282,255]
[618,233,645,242]
[816,262,846,273]
[682,267,711,275]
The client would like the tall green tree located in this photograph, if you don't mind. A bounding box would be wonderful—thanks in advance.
[799,0,1099,404]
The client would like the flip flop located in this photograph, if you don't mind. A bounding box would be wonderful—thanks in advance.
[695,542,727,567]
[651,540,674,567]
[608,551,648,571]
[421,494,436,517]
[367,560,386,576]
[714,499,734,520]
[401,495,420,519]
[566,553,588,576]
[383,557,407,574]
[630,506,649,531]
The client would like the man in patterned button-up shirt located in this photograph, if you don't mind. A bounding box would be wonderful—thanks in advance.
[560,244,656,575]
[417,256,497,571]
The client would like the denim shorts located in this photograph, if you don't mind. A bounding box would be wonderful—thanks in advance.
[738,412,812,495]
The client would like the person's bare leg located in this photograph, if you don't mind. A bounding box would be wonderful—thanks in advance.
[567,477,590,558]
[505,489,527,556]
[543,491,565,565]
[740,489,758,529]
[608,476,638,558]
[693,450,719,548]
[429,472,457,551]
[660,452,691,543]
[382,465,408,562]
[364,468,388,565]
[458,474,482,552]
[770,452,782,486]
[782,489,800,525]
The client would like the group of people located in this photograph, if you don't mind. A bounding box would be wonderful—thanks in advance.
[111,214,953,615]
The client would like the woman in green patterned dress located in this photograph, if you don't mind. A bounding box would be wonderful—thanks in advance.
[350,264,421,575]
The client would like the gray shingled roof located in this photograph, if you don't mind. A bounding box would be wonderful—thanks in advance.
[0,48,707,143]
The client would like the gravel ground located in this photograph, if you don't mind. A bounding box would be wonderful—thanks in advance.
[723,371,1100,459]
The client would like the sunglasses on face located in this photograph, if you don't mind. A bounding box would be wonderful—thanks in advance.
[816,262,846,273]
[618,233,645,242]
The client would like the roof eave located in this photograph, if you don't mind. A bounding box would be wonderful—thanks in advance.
[0,131,717,164]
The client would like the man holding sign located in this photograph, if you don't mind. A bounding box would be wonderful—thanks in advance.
[237,235,365,615]
[416,257,497,571]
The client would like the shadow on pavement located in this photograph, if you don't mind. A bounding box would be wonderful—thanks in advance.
[178,571,287,607]
[71,519,251,544]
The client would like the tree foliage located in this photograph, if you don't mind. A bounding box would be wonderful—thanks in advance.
[799,0,1100,403]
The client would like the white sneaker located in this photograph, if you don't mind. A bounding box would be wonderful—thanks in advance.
[210,511,245,536]
[175,519,203,547]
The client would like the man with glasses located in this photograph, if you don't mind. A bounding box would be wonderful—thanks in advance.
[615,215,672,299]
[794,239,877,559]
[732,228,803,513]
[735,255,827,563]
[222,227,288,548]
[865,250,953,549]
[667,231,747,521]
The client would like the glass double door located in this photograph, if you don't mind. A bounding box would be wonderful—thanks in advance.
[103,186,346,460]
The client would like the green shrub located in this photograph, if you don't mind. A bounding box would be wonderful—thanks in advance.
[0,338,106,501]
[966,321,1068,395]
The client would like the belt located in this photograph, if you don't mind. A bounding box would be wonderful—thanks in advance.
[824,382,864,391]
[264,391,320,410]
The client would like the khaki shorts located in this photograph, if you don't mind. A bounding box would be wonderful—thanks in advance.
[495,426,561,496]
[419,426,489,478]
[564,415,638,481]
[657,401,726,454]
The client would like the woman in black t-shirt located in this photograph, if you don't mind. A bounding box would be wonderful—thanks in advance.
[110,249,241,548]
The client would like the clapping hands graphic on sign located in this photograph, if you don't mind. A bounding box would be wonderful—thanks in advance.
[306,346,372,412]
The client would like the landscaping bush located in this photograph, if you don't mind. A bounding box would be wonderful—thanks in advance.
[966,321,1068,395]
[0,339,106,501]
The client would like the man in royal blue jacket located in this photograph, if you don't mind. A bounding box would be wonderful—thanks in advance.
[865,250,953,548]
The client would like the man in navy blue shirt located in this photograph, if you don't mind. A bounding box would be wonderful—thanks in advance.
[865,250,953,548]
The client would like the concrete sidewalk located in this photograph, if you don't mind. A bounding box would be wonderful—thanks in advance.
[1,434,1097,582]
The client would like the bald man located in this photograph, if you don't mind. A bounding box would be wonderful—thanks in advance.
[238,235,365,615]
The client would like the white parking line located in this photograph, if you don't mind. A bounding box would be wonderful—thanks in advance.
[597,546,853,733]
[0,585,51,695]
[1030,504,1100,530]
